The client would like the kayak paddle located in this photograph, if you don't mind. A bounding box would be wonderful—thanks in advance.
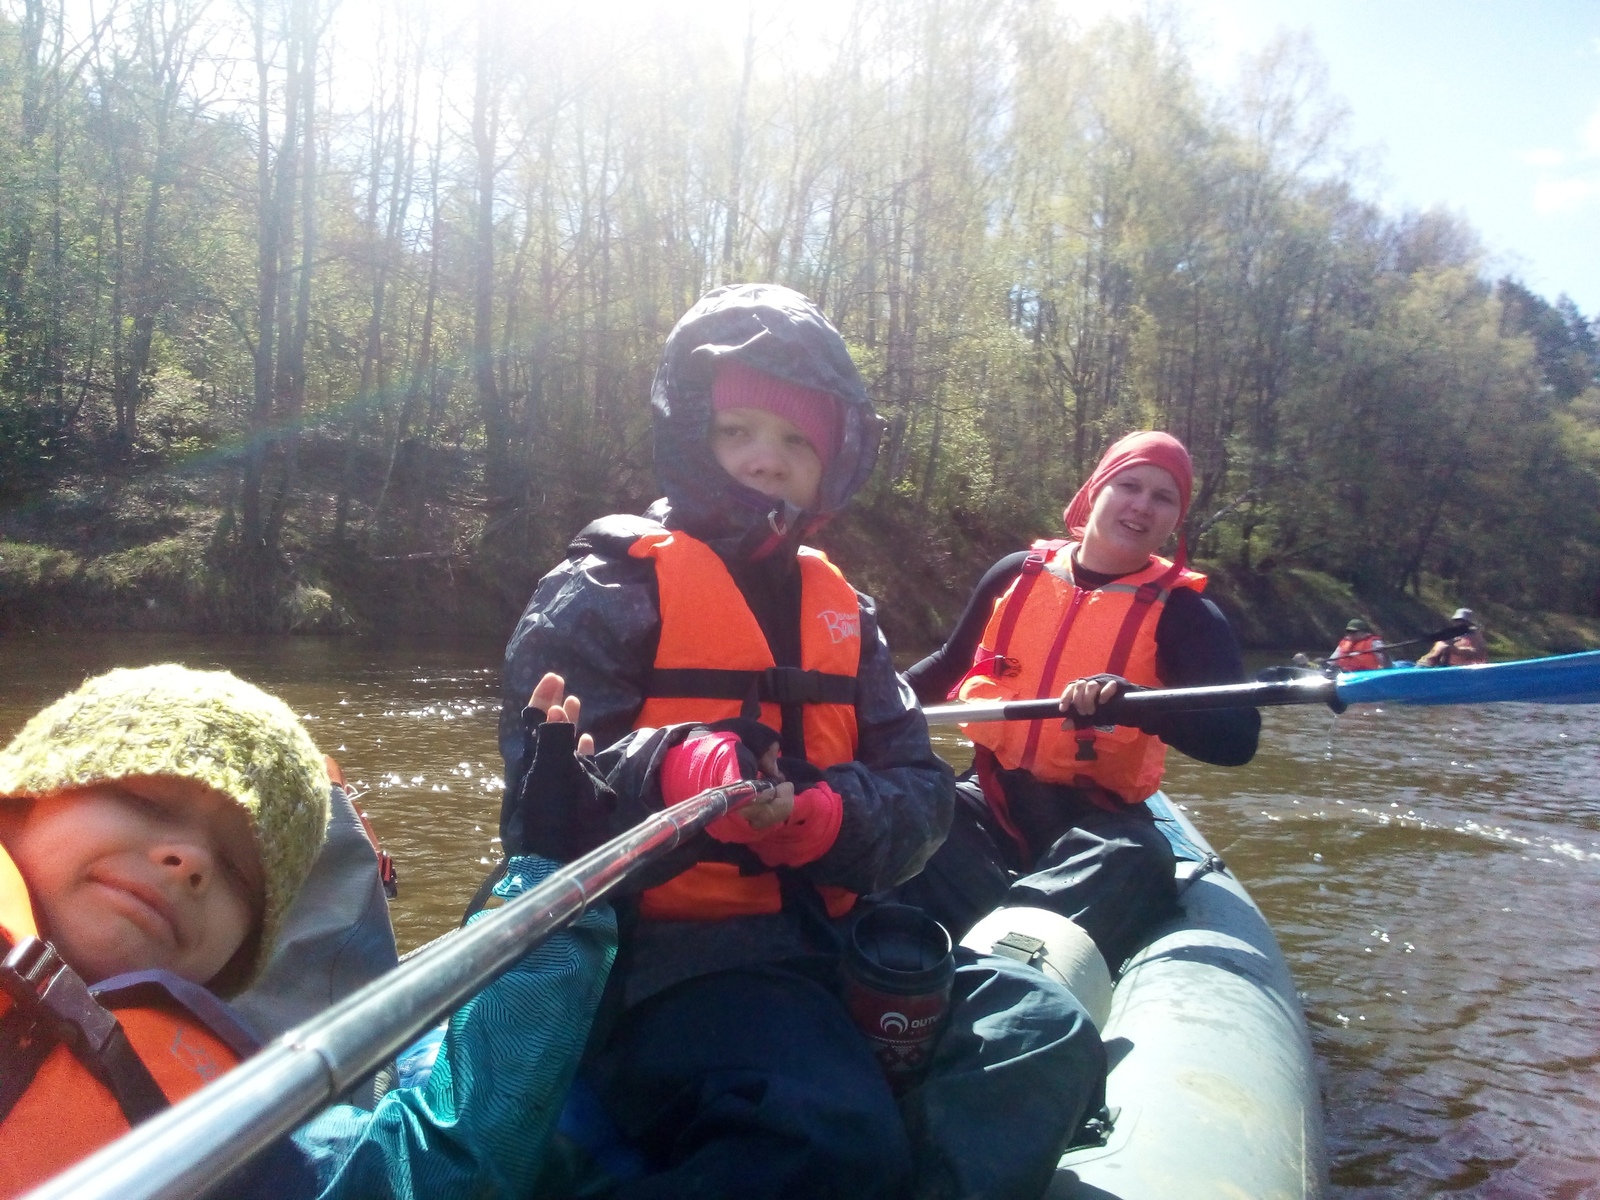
[920,650,1600,727]
[25,777,778,1200]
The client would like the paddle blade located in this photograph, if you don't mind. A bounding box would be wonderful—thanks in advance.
[1335,651,1600,707]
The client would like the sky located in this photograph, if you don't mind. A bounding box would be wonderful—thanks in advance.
[1174,0,1600,315]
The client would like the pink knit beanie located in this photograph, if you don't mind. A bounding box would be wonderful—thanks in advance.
[712,361,842,469]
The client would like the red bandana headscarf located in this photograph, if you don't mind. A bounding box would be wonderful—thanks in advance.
[1063,430,1194,565]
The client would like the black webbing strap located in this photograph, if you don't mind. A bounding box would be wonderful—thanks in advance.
[644,666,856,707]
[0,1000,54,1122]
[0,935,170,1125]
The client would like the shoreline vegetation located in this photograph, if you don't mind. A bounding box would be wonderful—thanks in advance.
[1,2,1597,658]
[4,483,1597,661]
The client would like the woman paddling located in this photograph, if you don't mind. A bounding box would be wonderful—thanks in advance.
[901,430,1260,976]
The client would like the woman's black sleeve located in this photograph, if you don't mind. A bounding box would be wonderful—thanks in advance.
[903,552,1030,704]
[1143,589,1261,766]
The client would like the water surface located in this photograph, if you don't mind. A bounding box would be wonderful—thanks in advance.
[2,633,1598,1197]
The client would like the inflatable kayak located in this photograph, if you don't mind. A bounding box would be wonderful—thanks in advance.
[1049,791,1326,1198]
[963,791,1326,1199]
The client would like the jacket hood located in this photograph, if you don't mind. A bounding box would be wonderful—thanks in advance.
[650,283,884,559]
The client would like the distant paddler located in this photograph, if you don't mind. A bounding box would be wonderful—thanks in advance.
[1327,618,1392,671]
[1418,608,1489,666]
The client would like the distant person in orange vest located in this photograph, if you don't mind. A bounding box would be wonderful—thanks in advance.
[1329,618,1391,671]
[1418,609,1488,667]
[499,284,1105,1200]
[900,431,1260,976]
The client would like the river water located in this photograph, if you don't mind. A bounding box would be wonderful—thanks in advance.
[2,633,1598,1198]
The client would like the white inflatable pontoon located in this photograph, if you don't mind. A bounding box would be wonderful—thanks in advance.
[1050,792,1327,1199]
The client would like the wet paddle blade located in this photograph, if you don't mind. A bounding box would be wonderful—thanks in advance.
[1334,651,1600,707]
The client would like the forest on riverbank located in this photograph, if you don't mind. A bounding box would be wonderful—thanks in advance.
[2,0,1599,651]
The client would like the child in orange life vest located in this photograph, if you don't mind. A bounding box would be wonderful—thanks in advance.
[0,665,330,1198]
[500,284,1105,1200]
[901,431,1261,974]
[0,666,618,1200]
[1329,618,1392,671]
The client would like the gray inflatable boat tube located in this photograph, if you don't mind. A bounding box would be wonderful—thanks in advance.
[1051,792,1328,1199]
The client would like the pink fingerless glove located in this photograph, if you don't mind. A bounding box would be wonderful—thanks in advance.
[660,733,764,844]
[749,781,844,868]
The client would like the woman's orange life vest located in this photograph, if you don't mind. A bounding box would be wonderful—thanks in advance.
[956,541,1206,805]
[627,529,861,922]
[1332,633,1386,672]
[0,842,246,1198]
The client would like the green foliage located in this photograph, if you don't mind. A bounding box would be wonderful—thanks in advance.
[0,0,1596,634]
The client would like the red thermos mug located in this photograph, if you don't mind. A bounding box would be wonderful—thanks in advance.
[840,903,955,1092]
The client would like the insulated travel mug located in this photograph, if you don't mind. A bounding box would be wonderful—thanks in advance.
[840,903,955,1092]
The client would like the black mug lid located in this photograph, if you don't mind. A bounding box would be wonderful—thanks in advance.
[844,904,954,994]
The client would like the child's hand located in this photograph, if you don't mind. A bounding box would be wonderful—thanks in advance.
[733,778,796,832]
[662,731,796,841]
[527,673,595,756]
[507,673,615,862]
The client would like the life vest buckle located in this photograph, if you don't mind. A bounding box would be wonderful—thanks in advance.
[993,654,1019,678]
[0,936,119,1058]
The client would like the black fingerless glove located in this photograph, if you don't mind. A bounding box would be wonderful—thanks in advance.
[505,705,617,862]
[1066,674,1149,729]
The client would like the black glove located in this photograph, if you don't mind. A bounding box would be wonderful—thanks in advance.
[1065,674,1148,728]
[505,706,617,862]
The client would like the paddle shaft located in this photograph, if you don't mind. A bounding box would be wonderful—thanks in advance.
[26,778,775,1200]
[921,674,1341,727]
[923,651,1600,725]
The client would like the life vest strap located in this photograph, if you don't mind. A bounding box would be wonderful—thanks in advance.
[645,666,856,707]
[0,935,169,1126]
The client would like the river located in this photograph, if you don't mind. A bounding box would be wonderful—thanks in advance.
[2,632,1597,1198]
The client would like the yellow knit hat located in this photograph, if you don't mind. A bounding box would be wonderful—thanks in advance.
[0,665,330,987]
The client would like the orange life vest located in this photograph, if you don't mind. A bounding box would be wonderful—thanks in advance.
[627,529,861,922]
[956,541,1206,804]
[1332,634,1385,672]
[0,843,249,1198]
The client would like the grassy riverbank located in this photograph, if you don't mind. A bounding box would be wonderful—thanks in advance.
[4,473,1597,659]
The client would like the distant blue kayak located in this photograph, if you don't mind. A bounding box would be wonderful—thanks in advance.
[1337,650,1600,707]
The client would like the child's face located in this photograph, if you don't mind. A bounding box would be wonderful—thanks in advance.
[711,407,823,510]
[3,777,264,986]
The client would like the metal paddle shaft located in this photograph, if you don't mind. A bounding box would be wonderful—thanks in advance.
[921,651,1600,727]
[921,673,1340,727]
[25,778,776,1200]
